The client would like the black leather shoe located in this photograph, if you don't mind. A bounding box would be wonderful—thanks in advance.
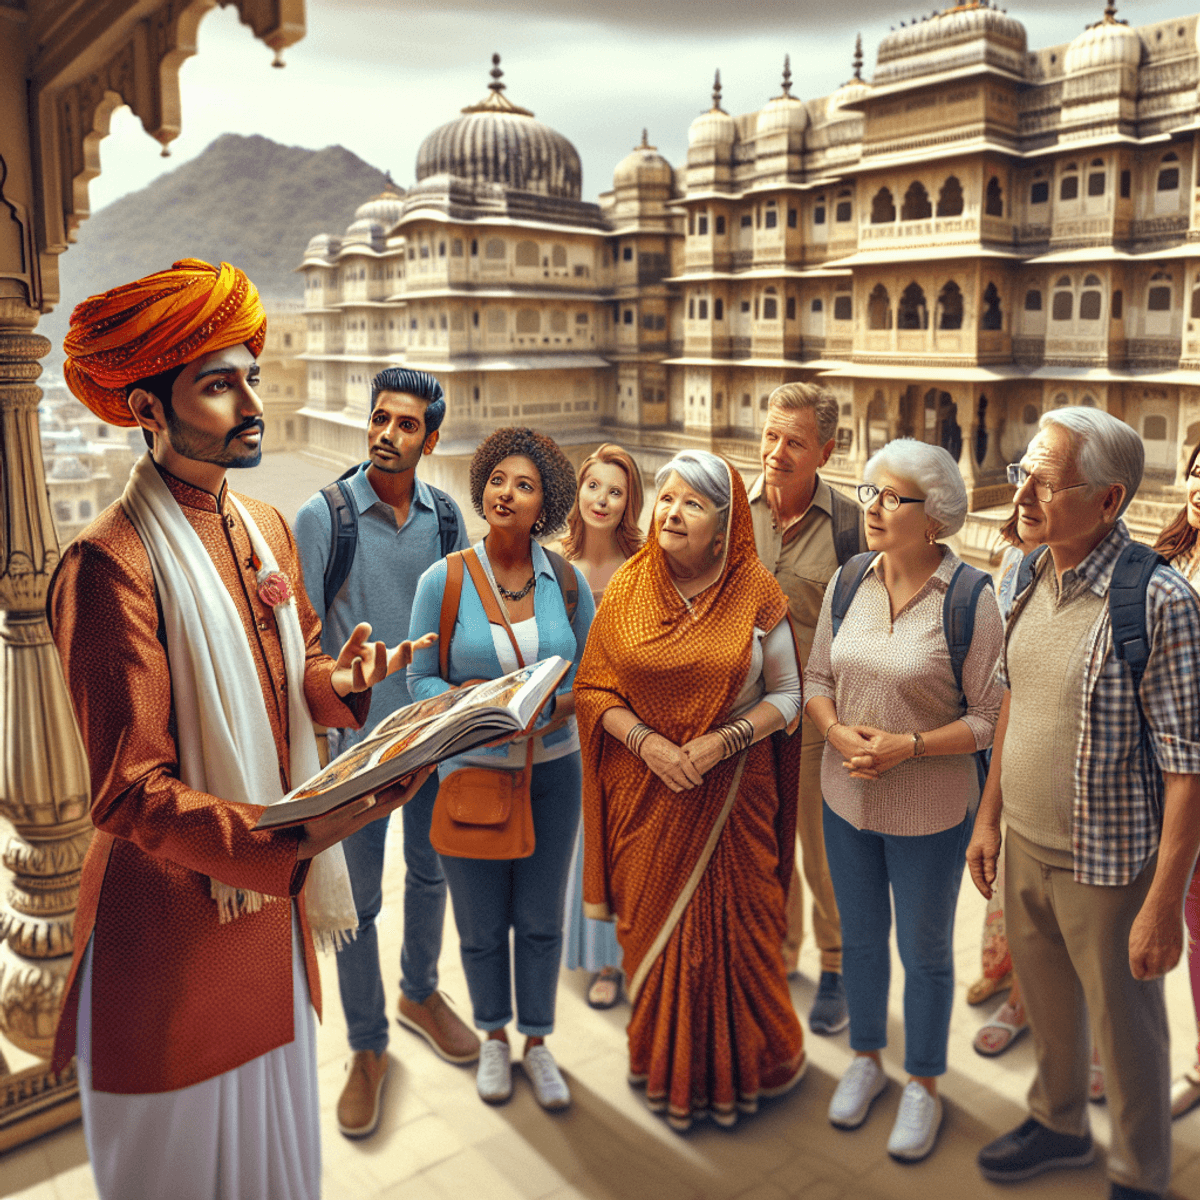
[978,1116,1094,1182]
[1109,1183,1161,1200]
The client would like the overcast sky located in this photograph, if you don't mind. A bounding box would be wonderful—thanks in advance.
[87,0,1191,216]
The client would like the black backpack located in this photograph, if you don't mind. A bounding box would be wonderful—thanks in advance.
[319,463,461,611]
[830,551,994,789]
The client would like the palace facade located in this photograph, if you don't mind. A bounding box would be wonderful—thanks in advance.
[299,3,1200,553]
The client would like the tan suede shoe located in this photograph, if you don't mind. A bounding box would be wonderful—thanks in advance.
[337,1050,389,1138]
[397,992,480,1064]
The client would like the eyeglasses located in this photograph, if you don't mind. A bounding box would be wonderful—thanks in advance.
[1006,463,1090,504]
[856,483,925,511]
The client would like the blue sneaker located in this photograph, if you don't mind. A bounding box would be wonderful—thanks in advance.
[809,971,849,1035]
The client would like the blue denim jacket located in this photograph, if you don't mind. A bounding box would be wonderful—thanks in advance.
[407,539,594,778]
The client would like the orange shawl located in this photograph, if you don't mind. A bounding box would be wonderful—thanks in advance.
[574,461,792,999]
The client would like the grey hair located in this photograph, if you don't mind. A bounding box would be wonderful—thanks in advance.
[864,438,968,538]
[655,450,731,517]
[767,382,839,445]
[1038,407,1142,518]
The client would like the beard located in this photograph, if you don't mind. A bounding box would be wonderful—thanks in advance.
[165,413,264,470]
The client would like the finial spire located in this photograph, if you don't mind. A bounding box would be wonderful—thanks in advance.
[489,53,504,93]
[853,33,864,81]
[640,128,650,148]
[1104,0,1118,19]
[781,55,793,97]
[712,69,724,112]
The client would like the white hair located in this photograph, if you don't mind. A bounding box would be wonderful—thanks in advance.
[864,438,968,538]
[1038,407,1142,518]
[655,450,731,516]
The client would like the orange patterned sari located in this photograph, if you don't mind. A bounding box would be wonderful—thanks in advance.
[575,462,804,1129]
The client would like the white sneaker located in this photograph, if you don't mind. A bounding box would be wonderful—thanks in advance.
[522,1044,571,1110]
[476,1039,512,1104]
[886,1080,943,1162]
[828,1055,887,1129]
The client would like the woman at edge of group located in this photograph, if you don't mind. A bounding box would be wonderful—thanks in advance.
[407,428,595,1111]
[804,438,1003,1163]
[559,443,645,1010]
[1151,439,1200,1120]
[574,449,806,1133]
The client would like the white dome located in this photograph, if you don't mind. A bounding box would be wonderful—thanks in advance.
[304,232,340,259]
[614,132,673,187]
[342,218,385,247]
[688,71,737,148]
[756,94,809,137]
[875,4,1027,84]
[1065,14,1142,73]
[352,189,405,230]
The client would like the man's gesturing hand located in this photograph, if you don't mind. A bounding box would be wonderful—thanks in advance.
[331,624,437,696]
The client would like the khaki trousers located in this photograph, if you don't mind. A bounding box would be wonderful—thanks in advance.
[782,712,842,974]
[1006,833,1170,1194]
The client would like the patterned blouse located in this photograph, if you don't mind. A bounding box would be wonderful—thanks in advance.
[805,549,1004,837]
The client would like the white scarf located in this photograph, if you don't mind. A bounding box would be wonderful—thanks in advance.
[120,454,357,950]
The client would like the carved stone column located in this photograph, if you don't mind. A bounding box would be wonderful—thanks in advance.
[0,287,91,1149]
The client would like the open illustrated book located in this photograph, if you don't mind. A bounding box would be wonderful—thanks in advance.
[254,656,570,830]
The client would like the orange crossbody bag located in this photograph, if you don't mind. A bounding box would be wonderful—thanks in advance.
[429,549,536,860]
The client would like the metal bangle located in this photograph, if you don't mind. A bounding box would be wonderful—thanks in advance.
[625,722,652,758]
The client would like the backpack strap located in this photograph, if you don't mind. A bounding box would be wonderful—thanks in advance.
[942,561,994,696]
[1014,544,1049,602]
[542,548,579,627]
[428,484,462,559]
[829,551,876,640]
[461,548,525,667]
[1109,541,1163,698]
[320,479,358,612]
[439,551,464,680]
[828,485,867,569]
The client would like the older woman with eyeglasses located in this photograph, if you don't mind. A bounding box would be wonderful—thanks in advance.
[804,438,1004,1163]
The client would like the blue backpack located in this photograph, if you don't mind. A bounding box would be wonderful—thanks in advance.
[830,552,993,790]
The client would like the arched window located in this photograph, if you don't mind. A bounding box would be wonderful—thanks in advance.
[937,176,964,217]
[980,282,1002,330]
[762,287,778,320]
[902,182,932,221]
[485,238,506,260]
[1059,163,1079,202]
[1158,152,1180,192]
[1024,289,1043,312]
[1080,394,1097,407]
[871,187,896,224]
[937,281,963,330]
[1087,159,1106,197]
[897,282,928,330]
[515,241,539,267]
[1053,393,1069,408]
[974,395,989,465]
[1022,404,1039,425]
[515,308,540,333]
[551,244,567,267]
[985,177,1004,218]
[1080,274,1103,321]
[549,310,568,333]
[1148,271,1173,311]
[868,284,891,330]
[1052,276,1073,321]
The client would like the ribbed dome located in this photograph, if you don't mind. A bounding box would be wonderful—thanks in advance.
[304,232,340,259]
[614,131,673,187]
[1065,8,1142,73]
[352,188,405,230]
[342,219,385,247]
[415,55,582,200]
[689,70,738,148]
[756,58,809,136]
[875,3,1027,83]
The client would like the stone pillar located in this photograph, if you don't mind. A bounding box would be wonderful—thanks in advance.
[0,287,91,1149]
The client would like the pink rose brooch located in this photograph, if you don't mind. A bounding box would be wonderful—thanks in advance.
[257,570,294,608]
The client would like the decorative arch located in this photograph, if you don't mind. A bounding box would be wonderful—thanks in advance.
[936,176,964,218]
[901,181,932,221]
[937,281,963,330]
[867,284,891,330]
[897,282,927,330]
[871,187,896,224]
[980,282,1002,331]
[985,176,1004,218]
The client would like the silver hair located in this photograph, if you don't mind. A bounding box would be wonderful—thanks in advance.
[655,450,731,516]
[864,438,968,538]
[1038,407,1142,518]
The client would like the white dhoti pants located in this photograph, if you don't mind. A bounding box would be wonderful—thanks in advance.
[77,906,320,1200]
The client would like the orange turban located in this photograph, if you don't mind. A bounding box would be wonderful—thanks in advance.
[63,258,267,426]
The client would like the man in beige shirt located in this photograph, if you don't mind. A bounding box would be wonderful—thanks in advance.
[749,381,866,1033]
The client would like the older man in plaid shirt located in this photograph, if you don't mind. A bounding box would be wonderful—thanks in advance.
[967,406,1200,1200]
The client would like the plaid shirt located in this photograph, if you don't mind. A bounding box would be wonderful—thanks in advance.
[999,521,1200,886]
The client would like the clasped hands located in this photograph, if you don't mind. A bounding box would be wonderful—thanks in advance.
[330,623,437,697]
[639,730,725,794]
[828,723,912,780]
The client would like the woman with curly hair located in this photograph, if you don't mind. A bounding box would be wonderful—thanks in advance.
[559,444,645,1009]
[407,428,594,1111]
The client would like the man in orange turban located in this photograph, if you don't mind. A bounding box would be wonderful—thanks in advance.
[50,260,434,1200]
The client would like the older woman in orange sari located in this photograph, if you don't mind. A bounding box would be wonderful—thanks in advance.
[575,449,805,1132]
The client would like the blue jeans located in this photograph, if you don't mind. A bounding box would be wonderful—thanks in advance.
[335,771,446,1054]
[439,754,582,1037]
[822,802,972,1078]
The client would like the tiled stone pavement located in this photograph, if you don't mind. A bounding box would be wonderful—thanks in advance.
[4,810,1199,1199]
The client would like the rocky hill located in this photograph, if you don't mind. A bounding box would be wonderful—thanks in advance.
[42,133,391,366]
